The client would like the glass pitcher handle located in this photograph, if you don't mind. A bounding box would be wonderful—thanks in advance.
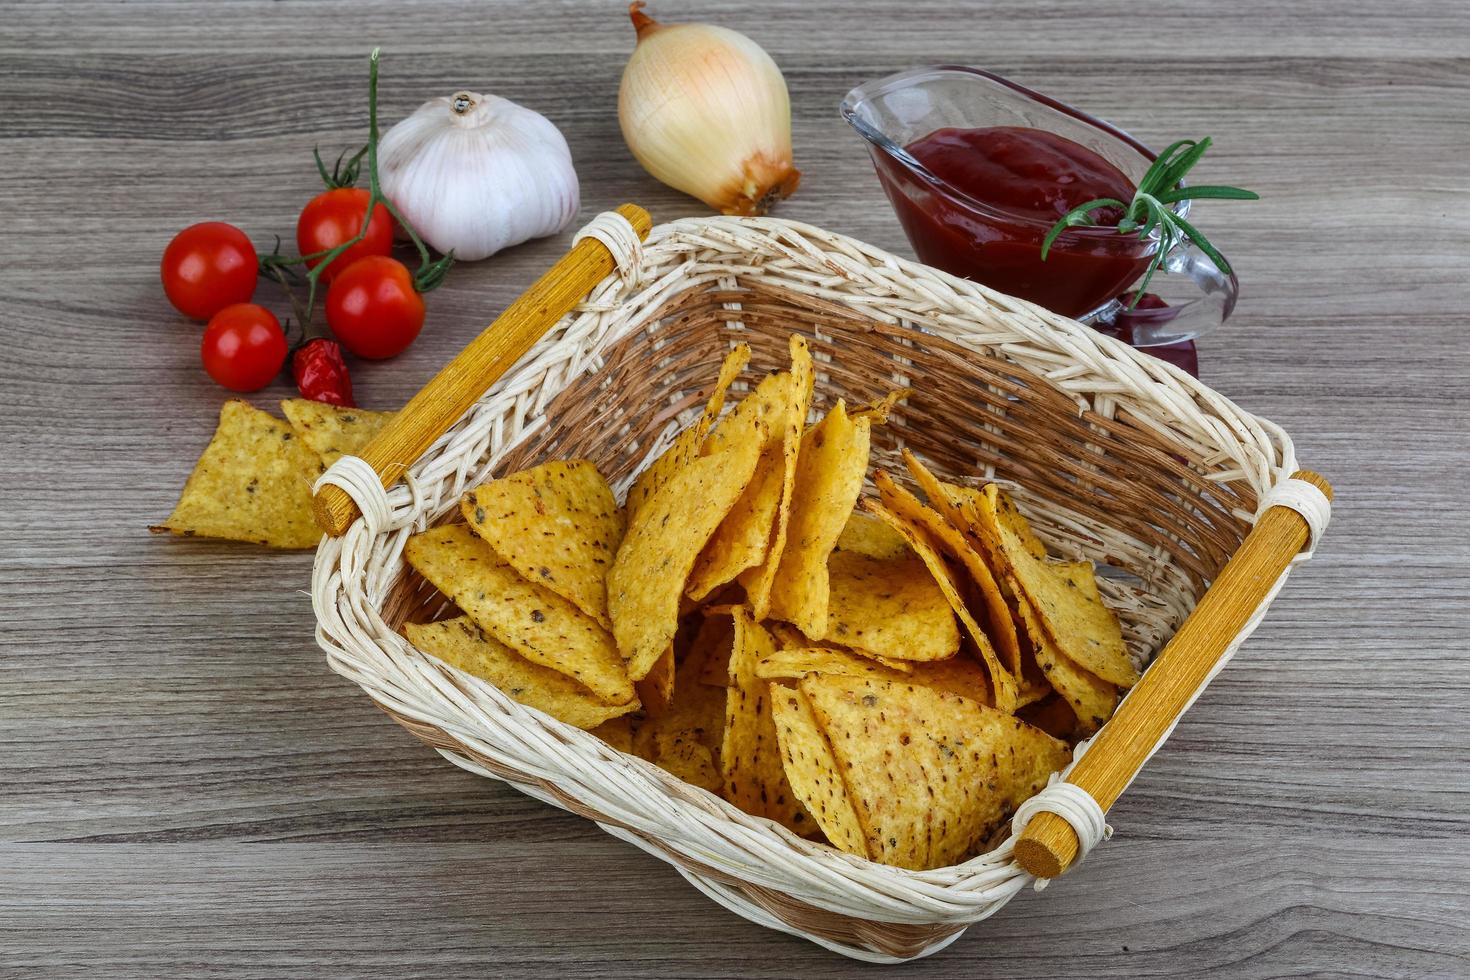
[1106,240,1240,348]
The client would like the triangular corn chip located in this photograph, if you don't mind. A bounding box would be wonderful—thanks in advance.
[833,511,911,560]
[625,343,749,518]
[740,336,816,619]
[405,525,634,704]
[636,645,676,717]
[405,616,637,730]
[280,398,395,467]
[690,611,735,687]
[1009,576,1117,735]
[460,460,624,629]
[766,400,871,638]
[850,387,911,424]
[822,550,960,661]
[770,684,868,858]
[755,647,912,684]
[765,621,913,673]
[865,490,1019,713]
[973,486,1139,688]
[897,452,1023,676]
[905,656,993,706]
[1016,694,1079,741]
[686,367,793,600]
[609,435,764,682]
[151,400,321,549]
[589,716,636,753]
[801,674,1070,870]
[720,610,810,833]
[634,639,728,791]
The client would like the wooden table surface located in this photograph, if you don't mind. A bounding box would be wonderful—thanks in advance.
[3,1,1467,976]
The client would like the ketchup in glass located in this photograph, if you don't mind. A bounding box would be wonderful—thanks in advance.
[875,126,1149,319]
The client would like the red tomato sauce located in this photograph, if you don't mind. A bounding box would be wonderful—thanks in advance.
[877,126,1149,318]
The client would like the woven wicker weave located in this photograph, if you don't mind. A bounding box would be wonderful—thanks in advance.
[311,214,1306,962]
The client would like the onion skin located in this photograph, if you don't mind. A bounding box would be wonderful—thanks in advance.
[619,2,800,215]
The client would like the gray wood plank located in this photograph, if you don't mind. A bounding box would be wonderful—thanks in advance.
[1,0,1467,976]
[2,840,1466,979]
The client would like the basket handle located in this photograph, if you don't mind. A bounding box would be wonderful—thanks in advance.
[1013,469,1333,878]
[312,203,653,537]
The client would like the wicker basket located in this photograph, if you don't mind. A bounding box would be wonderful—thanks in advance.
[310,209,1330,962]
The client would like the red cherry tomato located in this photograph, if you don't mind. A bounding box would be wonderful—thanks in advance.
[161,222,258,320]
[201,304,288,391]
[296,188,394,283]
[325,256,425,359]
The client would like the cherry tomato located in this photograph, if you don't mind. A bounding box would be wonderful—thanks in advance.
[201,304,288,391]
[296,188,394,283]
[161,222,258,320]
[325,256,425,359]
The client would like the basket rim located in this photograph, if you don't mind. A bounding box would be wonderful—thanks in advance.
[310,213,1305,956]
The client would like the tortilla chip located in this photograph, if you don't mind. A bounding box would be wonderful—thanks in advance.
[770,684,868,858]
[460,460,624,630]
[720,610,809,833]
[738,335,815,620]
[280,398,395,467]
[405,616,637,730]
[766,620,913,673]
[1009,578,1118,735]
[822,550,960,661]
[625,343,750,518]
[634,643,728,791]
[404,525,634,704]
[650,730,722,792]
[863,496,1019,713]
[895,454,1023,677]
[589,716,636,753]
[766,401,871,638]
[801,675,1070,869]
[609,433,764,682]
[151,400,321,549]
[636,645,676,717]
[1017,694,1078,741]
[686,436,786,600]
[834,511,911,560]
[690,612,735,687]
[905,656,993,706]
[974,486,1138,688]
[851,387,912,424]
[690,365,798,602]
[755,647,912,684]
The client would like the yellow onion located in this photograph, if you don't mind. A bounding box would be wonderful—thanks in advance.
[618,2,799,215]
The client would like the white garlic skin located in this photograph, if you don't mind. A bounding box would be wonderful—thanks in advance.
[378,92,580,262]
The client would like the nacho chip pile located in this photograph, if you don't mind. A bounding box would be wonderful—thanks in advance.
[153,398,395,549]
[395,334,1139,871]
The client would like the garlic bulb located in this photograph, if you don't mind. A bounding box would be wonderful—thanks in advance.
[619,2,799,215]
[378,91,579,262]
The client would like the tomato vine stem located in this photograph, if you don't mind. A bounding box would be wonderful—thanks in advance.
[259,48,454,327]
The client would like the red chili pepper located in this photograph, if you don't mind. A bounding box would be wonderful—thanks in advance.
[292,337,356,406]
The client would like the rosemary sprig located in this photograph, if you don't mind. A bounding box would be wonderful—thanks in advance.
[1041,137,1257,309]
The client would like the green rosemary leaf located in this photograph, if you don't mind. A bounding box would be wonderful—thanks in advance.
[1156,185,1260,203]
[1137,196,1165,240]
[1155,137,1214,194]
[1169,211,1234,276]
[1040,198,1126,260]
[1136,139,1197,196]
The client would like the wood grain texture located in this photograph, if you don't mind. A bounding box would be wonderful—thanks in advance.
[0,1,1466,977]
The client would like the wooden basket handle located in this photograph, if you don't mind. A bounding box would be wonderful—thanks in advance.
[1014,469,1333,878]
[313,203,653,537]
